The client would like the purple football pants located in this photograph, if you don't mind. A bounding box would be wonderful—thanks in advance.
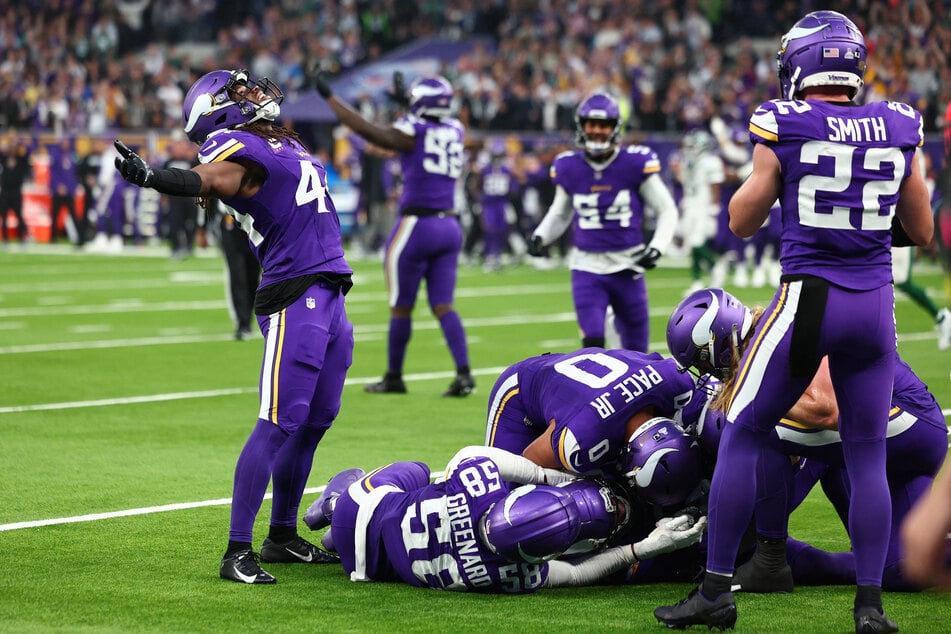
[228,284,354,542]
[332,461,431,581]
[708,279,896,587]
[571,269,649,351]
[384,214,463,309]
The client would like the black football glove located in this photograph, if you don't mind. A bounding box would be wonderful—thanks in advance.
[527,235,545,257]
[312,72,333,99]
[633,245,662,270]
[114,139,153,187]
[385,71,409,106]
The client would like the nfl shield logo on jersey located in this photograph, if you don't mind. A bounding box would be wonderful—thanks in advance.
[306,297,316,309]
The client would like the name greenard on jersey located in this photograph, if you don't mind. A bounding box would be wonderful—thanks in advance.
[446,491,493,588]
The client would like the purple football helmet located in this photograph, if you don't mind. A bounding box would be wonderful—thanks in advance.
[408,75,454,119]
[574,92,622,158]
[487,137,507,160]
[777,11,867,100]
[667,288,753,380]
[620,417,704,510]
[478,484,581,564]
[557,479,630,544]
[182,69,284,144]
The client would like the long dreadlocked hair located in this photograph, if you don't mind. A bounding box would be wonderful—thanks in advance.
[710,306,765,413]
[195,120,305,209]
[239,120,304,145]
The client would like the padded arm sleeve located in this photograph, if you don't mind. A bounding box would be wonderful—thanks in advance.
[544,545,637,587]
[149,167,203,197]
[443,446,576,485]
[640,174,678,254]
[532,186,574,246]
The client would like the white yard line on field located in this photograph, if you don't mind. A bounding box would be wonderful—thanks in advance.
[0,312,581,354]
[0,366,511,414]
[0,471,446,532]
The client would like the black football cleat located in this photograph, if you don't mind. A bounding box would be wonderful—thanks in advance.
[260,535,340,564]
[443,373,475,397]
[730,557,793,593]
[220,550,276,584]
[654,588,737,631]
[854,607,898,634]
[304,468,366,530]
[364,375,407,394]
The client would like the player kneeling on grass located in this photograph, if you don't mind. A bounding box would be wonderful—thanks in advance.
[302,447,705,592]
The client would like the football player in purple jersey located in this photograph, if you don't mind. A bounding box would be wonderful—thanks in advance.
[655,12,934,632]
[527,92,678,352]
[670,288,949,594]
[477,138,518,272]
[315,73,475,397]
[115,68,354,585]
[483,348,694,478]
[302,448,706,592]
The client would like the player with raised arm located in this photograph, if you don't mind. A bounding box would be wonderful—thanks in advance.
[655,13,933,630]
[528,93,678,352]
[316,73,475,397]
[115,68,354,584]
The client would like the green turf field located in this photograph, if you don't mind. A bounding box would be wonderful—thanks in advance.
[1,246,948,633]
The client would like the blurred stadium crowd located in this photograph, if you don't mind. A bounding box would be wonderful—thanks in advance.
[1,0,949,138]
[0,0,949,255]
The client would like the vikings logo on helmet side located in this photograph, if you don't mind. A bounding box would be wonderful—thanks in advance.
[408,76,455,119]
[620,417,703,510]
[478,484,582,564]
[667,288,752,379]
[182,69,284,144]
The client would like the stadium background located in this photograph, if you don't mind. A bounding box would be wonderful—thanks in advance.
[1,0,949,243]
[1,2,951,632]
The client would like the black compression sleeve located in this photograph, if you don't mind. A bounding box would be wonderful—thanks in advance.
[148,167,203,197]
[891,214,915,248]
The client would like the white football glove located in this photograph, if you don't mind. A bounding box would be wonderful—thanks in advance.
[632,514,707,560]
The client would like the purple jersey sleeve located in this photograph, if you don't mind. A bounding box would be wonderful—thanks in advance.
[550,146,661,252]
[520,349,694,474]
[747,99,923,289]
[393,115,465,211]
[891,354,942,422]
[381,457,549,593]
[197,129,350,288]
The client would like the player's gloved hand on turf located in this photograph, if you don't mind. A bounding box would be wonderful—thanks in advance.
[632,245,662,270]
[114,139,154,187]
[631,514,707,560]
[312,72,333,99]
[527,235,545,257]
[385,71,409,107]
